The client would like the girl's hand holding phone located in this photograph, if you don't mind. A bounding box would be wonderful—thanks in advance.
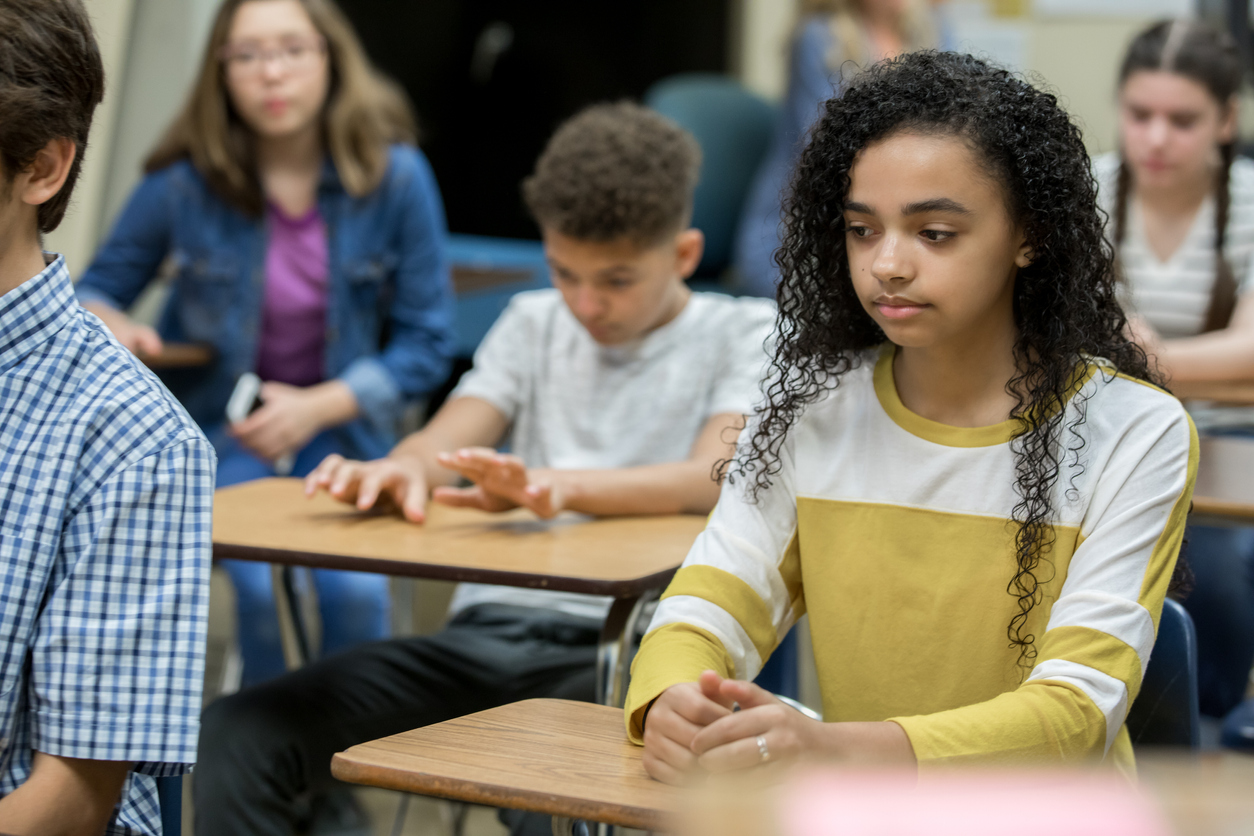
[230,381,323,462]
[304,452,430,523]
[433,448,566,518]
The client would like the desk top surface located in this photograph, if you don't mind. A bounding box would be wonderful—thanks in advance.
[1193,436,1254,522]
[135,342,214,369]
[212,478,705,596]
[331,698,678,830]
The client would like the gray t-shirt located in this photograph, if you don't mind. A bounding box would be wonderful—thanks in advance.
[447,288,776,621]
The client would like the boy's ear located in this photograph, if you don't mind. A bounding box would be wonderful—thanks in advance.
[675,228,705,280]
[17,137,77,209]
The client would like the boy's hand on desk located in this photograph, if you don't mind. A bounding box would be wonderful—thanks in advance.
[641,671,735,785]
[305,453,430,523]
[432,449,565,518]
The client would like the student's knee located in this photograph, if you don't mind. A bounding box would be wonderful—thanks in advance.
[199,686,321,783]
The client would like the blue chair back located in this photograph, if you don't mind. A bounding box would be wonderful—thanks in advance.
[157,775,182,835]
[1126,598,1200,748]
[446,234,550,357]
[755,625,800,701]
[645,74,776,278]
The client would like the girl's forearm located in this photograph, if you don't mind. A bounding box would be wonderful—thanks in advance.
[819,721,918,765]
[308,379,360,429]
[1159,332,1254,382]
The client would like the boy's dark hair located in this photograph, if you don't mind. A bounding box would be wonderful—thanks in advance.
[0,0,104,233]
[522,102,701,245]
[1114,19,1243,332]
[728,51,1171,671]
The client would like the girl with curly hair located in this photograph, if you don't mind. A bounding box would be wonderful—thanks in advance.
[625,50,1197,776]
[734,0,944,298]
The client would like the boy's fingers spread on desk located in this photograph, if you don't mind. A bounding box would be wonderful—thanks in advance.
[431,485,487,508]
[304,456,341,495]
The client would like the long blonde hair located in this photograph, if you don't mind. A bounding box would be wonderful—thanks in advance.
[800,0,937,69]
[146,0,416,214]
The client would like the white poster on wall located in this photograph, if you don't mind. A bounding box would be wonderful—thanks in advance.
[1035,0,1192,15]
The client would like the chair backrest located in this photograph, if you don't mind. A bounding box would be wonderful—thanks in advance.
[446,234,550,357]
[1126,598,1200,748]
[157,775,182,835]
[644,74,776,278]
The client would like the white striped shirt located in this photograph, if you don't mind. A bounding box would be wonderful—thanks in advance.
[1094,152,1254,338]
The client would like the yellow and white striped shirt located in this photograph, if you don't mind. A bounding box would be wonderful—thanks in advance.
[626,345,1197,771]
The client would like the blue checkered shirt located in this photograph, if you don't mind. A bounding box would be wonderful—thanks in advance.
[0,257,214,835]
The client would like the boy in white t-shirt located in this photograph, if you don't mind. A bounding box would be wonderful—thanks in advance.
[194,102,775,834]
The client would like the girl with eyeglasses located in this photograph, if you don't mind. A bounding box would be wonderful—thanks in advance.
[76,0,455,690]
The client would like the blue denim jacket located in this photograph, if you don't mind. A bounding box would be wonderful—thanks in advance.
[76,144,455,461]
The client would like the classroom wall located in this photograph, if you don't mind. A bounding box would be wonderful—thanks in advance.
[733,0,1168,154]
[45,0,220,277]
[43,0,135,278]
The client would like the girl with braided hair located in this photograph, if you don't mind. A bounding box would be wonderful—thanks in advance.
[626,50,1196,777]
[1099,18,1254,748]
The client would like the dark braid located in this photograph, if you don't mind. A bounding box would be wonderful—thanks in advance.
[1204,141,1238,331]
[1117,19,1243,332]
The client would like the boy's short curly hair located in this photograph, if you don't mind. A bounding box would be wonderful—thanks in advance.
[522,102,701,245]
[0,0,104,233]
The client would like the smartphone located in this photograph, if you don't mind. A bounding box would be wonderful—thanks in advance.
[226,373,295,476]
[225,372,263,425]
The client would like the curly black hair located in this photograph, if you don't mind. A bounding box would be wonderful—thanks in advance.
[730,51,1165,669]
[522,102,701,245]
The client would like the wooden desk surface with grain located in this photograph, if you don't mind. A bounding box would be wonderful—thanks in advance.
[135,342,214,369]
[213,478,706,597]
[331,699,678,830]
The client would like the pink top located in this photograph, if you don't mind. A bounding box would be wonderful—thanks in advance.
[255,203,328,387]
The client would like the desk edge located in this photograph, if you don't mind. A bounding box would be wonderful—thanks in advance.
[329,752,670,830]
[212,542,679,597]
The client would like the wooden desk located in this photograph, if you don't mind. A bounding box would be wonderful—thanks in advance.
[331,698,677,833]
[213,478,706,703]
[1193,436,1254,525]
[135,342,214,369]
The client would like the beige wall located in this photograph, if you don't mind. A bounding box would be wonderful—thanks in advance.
[734,0,1161,154]
[44,0,136,277]
[46,0,221,278]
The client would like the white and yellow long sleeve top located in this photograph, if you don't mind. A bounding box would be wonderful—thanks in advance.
[625,346,1198,772]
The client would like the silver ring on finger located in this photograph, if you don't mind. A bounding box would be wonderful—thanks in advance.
[756,735,770,764]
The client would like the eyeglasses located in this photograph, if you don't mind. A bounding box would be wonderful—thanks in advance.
[221,37,326,77]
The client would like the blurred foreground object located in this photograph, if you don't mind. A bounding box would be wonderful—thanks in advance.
[683,757,1254,836]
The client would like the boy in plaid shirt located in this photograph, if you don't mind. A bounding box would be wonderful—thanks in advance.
[0,2,215,833]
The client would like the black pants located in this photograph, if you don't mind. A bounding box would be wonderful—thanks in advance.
[194,605,600,835]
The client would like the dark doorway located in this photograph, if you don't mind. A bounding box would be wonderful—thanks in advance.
[339,1,733,239]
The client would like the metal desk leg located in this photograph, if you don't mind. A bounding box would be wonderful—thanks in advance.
[271,564,312,669]
[595,589,661,707]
